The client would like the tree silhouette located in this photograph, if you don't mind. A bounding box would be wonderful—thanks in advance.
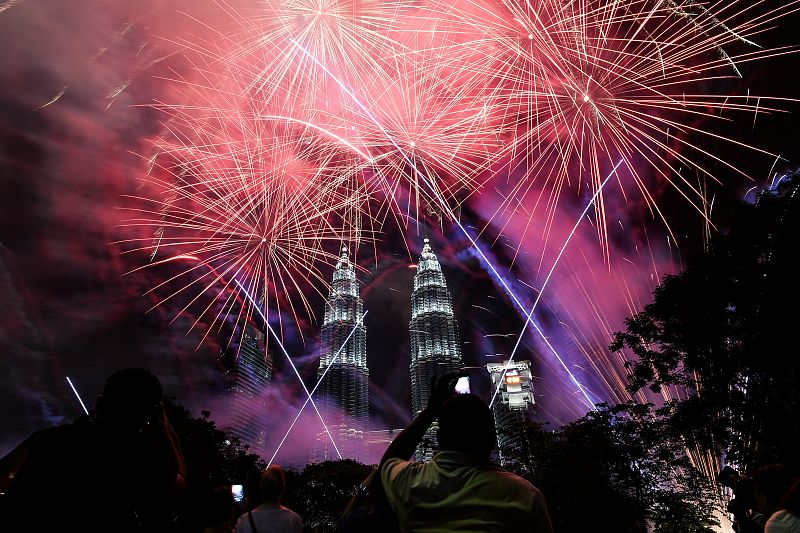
[521,403,718,532]
[284,459,373,533]
[162,398,264,530]
[611,173,800,470]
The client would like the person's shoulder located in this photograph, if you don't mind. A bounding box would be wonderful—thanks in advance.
[30,423,84,441]
[234,511,256,530]
[480,465,543,494]
[277,507,303,532]
[21,423,96,457]
[381,456,422,478]
[767,510,800,532]
[280,505,301,515]
[232,513,247,532]
[382,456,409,469]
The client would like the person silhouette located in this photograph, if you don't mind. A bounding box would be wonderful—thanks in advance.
[0,368,186,532]
[379,372,553,533]
[234,465,302,533]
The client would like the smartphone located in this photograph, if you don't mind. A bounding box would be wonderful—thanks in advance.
[231,484,244,503]
[455,375,471,394]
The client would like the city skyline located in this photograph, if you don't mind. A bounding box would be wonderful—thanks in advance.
[208,236,541,465]
[214,326,273,454]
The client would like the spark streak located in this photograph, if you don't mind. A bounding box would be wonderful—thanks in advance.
[268,310,369,466]
[66,376,90,416]
[490,159,624,409]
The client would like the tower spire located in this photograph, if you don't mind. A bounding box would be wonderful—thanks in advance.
[338,246,349,266]
[314,244,368,462]
[408,236,463,461]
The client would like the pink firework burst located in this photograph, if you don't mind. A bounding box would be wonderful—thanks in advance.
[121,0,797,378]
[445,0,797,260]
[122,73,373,342]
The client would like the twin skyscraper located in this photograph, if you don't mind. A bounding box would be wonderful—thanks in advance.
[219,237,535,467]
[314,238,462,463]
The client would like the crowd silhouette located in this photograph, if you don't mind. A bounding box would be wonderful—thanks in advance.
[1,368,798,533]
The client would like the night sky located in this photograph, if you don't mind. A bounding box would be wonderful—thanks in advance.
[2,0,800,465]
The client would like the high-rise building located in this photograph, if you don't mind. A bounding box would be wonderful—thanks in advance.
[216,326,273,454]
[315,247,369,462]
[486,360,535,474]
[409,238,463,461]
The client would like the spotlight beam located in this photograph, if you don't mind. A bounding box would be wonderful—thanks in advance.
[489,160,624,409]
[235,280,343,460]
[65,376,90,416]
[268,310,368,466]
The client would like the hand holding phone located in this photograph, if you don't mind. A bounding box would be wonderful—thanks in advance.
[427,371,461,413]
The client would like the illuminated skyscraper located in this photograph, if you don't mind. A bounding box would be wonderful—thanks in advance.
[217,326,273,453]
[315,247,368,462]
[486,360,535,474]
[409,238,463,461]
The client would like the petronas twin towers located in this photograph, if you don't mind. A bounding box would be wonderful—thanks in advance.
[409,239,463,461]
[220,237,536,466]
[315,238,463,463]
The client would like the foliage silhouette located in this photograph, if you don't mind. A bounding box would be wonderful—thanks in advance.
[611,173,800,469]
[521,403,719,532]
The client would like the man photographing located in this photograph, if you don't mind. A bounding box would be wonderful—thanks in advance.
[379,371,553,533]
[0,368,186,532]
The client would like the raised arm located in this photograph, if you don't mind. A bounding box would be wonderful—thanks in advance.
[379,371,460,464]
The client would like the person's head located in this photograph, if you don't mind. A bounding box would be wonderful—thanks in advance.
[203,486,235,527]
[95,368,163,428]
[753,464,794,515]
[259,465,287,504]
[437,393,496,458]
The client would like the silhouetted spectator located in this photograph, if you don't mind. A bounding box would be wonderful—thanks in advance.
[0,368,186,532]
[203,486,237,533]
[234,465,302,533]
[757,468,800,533]
[380,372,553,533]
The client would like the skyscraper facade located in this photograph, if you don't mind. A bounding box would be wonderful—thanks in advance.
[486,360,535,474]
[409,238,463,461]
[315,247,369,462]
[216,326,273,453]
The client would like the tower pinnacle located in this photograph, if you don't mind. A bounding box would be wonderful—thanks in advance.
[315,246,368,462]
[408,237,463,461]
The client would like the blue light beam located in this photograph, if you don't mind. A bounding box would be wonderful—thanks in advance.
[489,160,623,409]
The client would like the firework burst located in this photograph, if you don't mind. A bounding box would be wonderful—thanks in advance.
[122,73,372,341]
[119,0,797,422]
[446,0,797,260]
